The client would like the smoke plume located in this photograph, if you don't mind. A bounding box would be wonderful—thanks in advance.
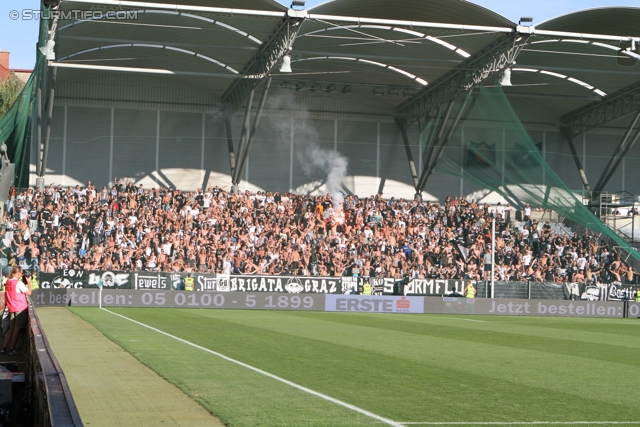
[267,90,348,208]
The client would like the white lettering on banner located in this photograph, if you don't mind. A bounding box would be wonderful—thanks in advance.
[383,278,395,294]
[325,295,424,313]
[404,279,469,296]
[341,277,358,294]
[197,276,217,291]
[48,292,69,305]
[88,271,130,288]
[225,277,337,293]
[134,274,167,290]
[535,302,621,317]
[488,300,531,314]
[608,283,635,301]
[40,278,83,289]
[61,269,85,279]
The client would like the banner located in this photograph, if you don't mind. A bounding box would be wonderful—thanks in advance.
[227,276,342,294]
[466,140,496,167]
[511,142,542,169]
[32,289,325,311]
[341,277,359,294]
[31,290,632,318]
[325,295,424,313]
[39,270,132,289]
[606,283,638,301]
[36,270,636,300]
[402,278,468,296]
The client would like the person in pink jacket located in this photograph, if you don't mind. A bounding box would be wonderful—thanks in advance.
[2,266,32,355]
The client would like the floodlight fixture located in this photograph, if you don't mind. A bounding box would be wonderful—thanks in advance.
[341,85,354,95]
[372,87,384,96]
[39,39,56,61]
[310,83,322,92]
[499,68,512,86]
[279,55,292,73]
[519,16,533,25]
[296,82,308,91]
[291,0,305,9]
[388,88,399,97]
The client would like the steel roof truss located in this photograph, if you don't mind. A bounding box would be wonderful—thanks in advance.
[395,33,527,128]
[560,81,640,139]
[593,109,640,194]
[221,15,305,111]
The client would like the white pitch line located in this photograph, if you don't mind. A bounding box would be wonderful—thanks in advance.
[401,422,640,425]
[101,308,404,427]
[446,317,486,323]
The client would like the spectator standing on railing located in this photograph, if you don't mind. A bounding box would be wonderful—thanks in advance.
[1,266,31,355]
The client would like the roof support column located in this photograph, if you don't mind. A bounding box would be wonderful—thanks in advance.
[225,115,236,183]
[35,84,43,179]
[418,94,470,192]
[232,90,255,185]
[234,77,272,186]
[417,102,454,190]
[593,109,640,194]
[561,129,591,195]
[40,66,57,180]
[394,119,419,194]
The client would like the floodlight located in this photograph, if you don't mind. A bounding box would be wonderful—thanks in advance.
[291,0,305,9]
[499,68,512,86]
[388,88,399,97]
[310,83,322,92]
[372,87,384,96]
[295,82,308,91]
[39,39,56,61]
[279,55,292,73]
[618,41,638,66]
[519,16,533,25]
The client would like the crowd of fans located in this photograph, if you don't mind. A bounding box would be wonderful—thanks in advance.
[0,180,636,284]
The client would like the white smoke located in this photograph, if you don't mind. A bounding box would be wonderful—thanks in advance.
[266,90,348,208]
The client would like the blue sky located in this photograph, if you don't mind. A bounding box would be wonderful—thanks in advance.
[0,0,637,70]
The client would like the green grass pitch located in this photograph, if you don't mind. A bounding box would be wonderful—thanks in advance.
[69,307,640,427]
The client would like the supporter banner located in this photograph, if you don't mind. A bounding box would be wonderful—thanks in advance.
[133,272,171,290]
[341,277,359,294]
[325,295,424,314]
[227,276,342,294]
[36,271,635,301]
[39,270,132,289]
[403,278,468,296]
[135,272,223,291]
[606,283,638,301]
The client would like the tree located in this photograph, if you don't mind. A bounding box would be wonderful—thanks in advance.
[0,73,25,119]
